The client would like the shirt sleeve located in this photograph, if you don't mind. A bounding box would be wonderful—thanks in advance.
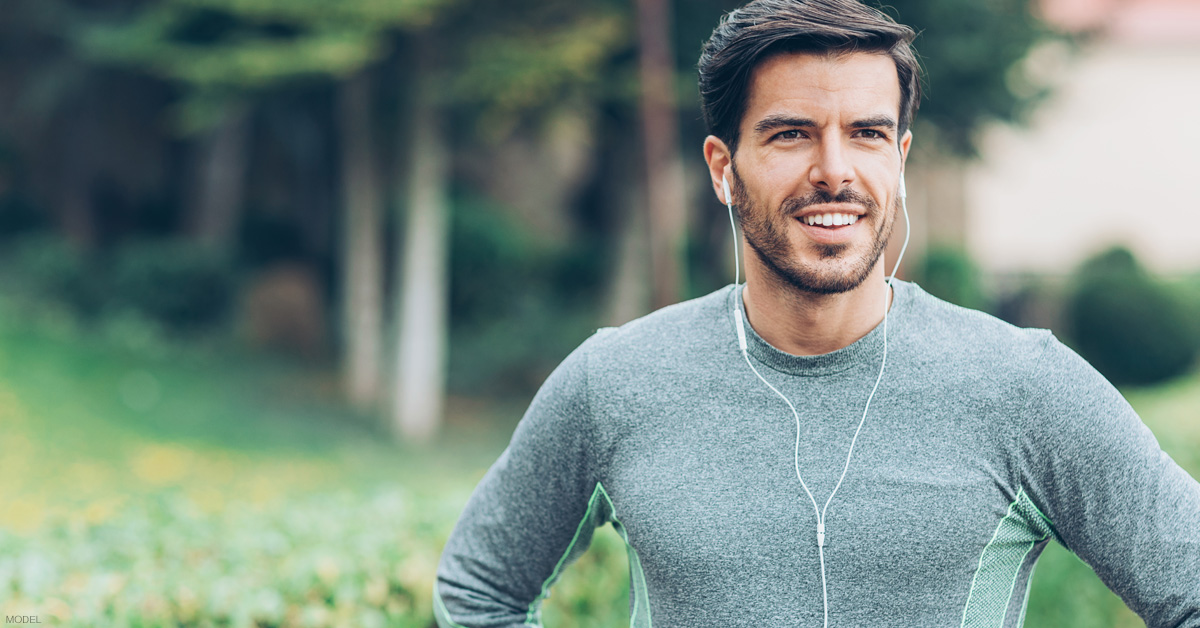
[434,336,612,628]
[1018,335,1200,628]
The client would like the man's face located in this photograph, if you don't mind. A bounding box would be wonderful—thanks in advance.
[706,51,911,295]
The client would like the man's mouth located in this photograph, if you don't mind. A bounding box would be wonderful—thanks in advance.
[800,212,861,228]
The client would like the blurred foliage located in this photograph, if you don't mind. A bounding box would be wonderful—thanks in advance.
[108,238,235,328]
[1065,247,1199,387]
[73,0,631,133]
[540,527,632,628]
[991,273,1059,332]
[4,234,99,315]
[452,10,629,134]
[1,233,235,332]
[911,245,988,312]
[878,0,1061,156]
[74,0,450,132]
[1169,275,1200,350]
[0,492,445,627]
[447,195,607,395]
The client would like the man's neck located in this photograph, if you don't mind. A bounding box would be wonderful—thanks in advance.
[741,262,892,357]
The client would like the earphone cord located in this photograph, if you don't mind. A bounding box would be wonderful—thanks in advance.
[726,192,742,286]
[727,189,910,628]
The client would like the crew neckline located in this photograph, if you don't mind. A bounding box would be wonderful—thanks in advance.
[726,280,911,377]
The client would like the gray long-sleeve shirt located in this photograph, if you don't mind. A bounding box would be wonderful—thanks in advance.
[435,281,1200,627]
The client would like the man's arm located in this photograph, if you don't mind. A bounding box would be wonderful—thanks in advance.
[1019,336,1200,627]
[434,337,609,628]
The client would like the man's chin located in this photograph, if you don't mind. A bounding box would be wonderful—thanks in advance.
[745,229,885,295]
[774,253,882,295]
[763,265,859,295]
[813,242,851,260]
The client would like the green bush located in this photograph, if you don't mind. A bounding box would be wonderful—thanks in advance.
[1064,247,1198,386]
[3,234,105,316]
[1166,274,1200,349]
[0,234,236,333]
[911,246,987,311]
[106,238,235,330]
[447,195,605,396]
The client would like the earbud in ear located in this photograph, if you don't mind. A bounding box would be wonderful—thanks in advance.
[722,176,732,205]
[898,173,907,200]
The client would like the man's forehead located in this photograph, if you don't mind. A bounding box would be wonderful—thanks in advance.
[742,50,902,128]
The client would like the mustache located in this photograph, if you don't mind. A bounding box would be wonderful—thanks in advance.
[781,188,878,216]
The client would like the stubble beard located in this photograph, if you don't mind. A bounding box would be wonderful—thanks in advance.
[730,166,896,296]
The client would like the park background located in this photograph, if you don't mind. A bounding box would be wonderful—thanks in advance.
[0,0,1198,625]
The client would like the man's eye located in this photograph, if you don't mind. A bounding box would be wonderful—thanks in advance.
[856,129,886,139]
[773,130,804,141]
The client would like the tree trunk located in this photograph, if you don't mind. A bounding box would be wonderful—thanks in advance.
[187,105,250,248]
[390,57,450,443]
[636,0,688,309]
[337,71,385,409]
[607,179,651,326]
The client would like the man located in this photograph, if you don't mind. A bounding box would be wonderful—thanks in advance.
[434,0,1200,626]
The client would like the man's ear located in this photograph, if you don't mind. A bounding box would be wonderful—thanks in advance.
[704,135,733,205]
[899,129,912,171]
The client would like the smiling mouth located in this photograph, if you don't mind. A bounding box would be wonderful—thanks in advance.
[799,212,860,227]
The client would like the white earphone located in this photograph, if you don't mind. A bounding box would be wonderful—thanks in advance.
[722,175,740,287]
[725,142,911,628]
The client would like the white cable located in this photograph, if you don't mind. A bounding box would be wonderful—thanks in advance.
[729,180,910,628]
[724,178,741,286]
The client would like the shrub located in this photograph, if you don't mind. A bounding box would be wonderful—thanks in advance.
[447,195,605,396]
[1064,247,1198,386]
[3,233,105,315]
[911,246,987,311]
[1,234,237,334]
[106,238,235,330]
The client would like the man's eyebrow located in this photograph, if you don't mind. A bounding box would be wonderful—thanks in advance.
[752,115,815,135]
[849,116,897,130]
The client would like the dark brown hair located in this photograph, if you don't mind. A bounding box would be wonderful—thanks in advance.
[698,0,921,152]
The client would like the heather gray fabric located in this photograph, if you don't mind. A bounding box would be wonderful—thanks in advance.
[434,281,1200,628]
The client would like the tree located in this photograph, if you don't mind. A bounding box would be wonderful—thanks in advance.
[637,0,689,310]
[338,70,385,408]
[879,0,1056,157]
[77,0,451,414]
[390,38,449,442]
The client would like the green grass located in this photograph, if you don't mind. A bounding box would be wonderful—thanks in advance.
[0,299,1196,627]
[0,301,512,626]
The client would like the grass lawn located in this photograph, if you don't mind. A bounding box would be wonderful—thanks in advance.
[0,304,1196,626]
[0,306,514,626]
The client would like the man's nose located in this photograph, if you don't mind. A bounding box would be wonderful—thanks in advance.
[808,140,854,193]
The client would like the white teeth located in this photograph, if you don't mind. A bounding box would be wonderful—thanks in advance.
[802,213,860,226]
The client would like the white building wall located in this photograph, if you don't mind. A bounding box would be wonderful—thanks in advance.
[966,41,1200,275]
